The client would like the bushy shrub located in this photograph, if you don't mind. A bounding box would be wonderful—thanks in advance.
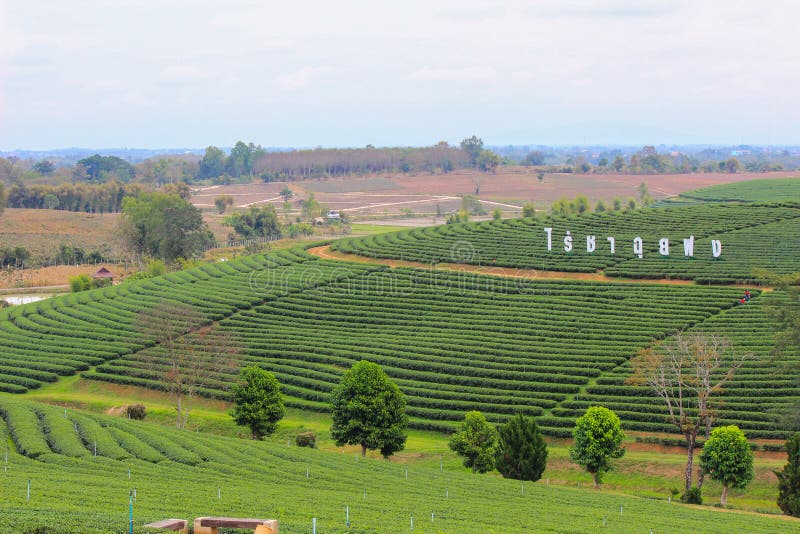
[125,404,146,421]
[295,432,316,448]
[681,487,702,504]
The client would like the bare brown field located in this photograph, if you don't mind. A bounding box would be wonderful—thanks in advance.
[191,169,797,218]
[191,182,289,208]
[0,263,135,289]
[0,208,121,258]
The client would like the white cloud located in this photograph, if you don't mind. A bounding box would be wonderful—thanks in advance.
[408,66,496,82]
[277,66,332,90]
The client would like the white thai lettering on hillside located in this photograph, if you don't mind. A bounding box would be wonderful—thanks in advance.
[544,227,553,251]
[539,229,723,258]
[683,236,695,257]
[659,238,669,256]
[633,237,644,259]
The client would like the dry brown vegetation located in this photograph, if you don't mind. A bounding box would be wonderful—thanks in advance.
[191,168,796,218]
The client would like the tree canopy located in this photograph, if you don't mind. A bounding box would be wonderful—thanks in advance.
[76,154,136,183]
[230,366,285,440]
[569,406,625,487]
[777,432,800,517]
[495,413,548,482]
[330,361,408,458]
[118,192,214,262]
[700,425,754,506]
[448,411,498,474]
[225,204,282,239]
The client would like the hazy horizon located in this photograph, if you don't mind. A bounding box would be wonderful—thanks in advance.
[2,1,798,150]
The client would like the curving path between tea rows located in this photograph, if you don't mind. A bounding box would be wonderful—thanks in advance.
[307,245,757,287]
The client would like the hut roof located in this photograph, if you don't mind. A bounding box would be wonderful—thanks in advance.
[91,267,115,279]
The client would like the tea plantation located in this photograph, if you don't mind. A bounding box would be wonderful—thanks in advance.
[332,203,800,283]
[0,396,797,533]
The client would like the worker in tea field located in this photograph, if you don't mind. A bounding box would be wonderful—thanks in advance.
[744,290,751,302]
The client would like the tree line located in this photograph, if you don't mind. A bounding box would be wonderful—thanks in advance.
[5,181,145,212]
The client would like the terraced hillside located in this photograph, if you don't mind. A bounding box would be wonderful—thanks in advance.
[2,246,797,438]
[0,248,379,393]
[678,177,800,203]
[548,291,799,438]
[332,204,800,283]
[0,396,797,533]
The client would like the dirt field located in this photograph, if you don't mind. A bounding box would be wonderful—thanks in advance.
[191,169,797,219]
[0,209,122,258]
[0,263,135,289]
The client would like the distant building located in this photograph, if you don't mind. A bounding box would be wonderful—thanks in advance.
[91,267,115,286]
[327,210,341,219]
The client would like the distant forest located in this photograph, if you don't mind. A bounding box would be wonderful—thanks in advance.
[0,139,797,212]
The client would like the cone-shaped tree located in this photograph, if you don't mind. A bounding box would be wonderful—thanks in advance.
[700,425,754,507]
[330,361,408,458]
[495,413,548,481]
[777,432,800,516]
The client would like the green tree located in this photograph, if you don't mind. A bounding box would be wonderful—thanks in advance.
[330,361,409,458]
[300,193,321,221]
[569,406,625,487]
[279,186,294,201]
[199,146,226,179]
[476,149,501,172]
[230,366,286,440]
[33,159,55,175]
[537,172,545,183]
[595,200,606,212]
[492,208,502,220]
[214,195,234,214]
[460,135,484,166]
[612,198,623,211]
[612,155,625,172]
[522,202,536,218]
[448,411,498,473]
[626,198,637,210]
[638,182,649,202]
[43,193,60,210]
[776,432,800,516]
[118,192,214,263]
[700,425,754,506]
[227,141,253,177]
[77,154,135,183]
[226,205,282,239]
[495,413,548,481]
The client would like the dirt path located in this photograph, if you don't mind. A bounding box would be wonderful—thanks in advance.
[308,245,713,286]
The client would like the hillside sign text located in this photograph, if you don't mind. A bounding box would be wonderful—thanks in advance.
[543,228,722,258]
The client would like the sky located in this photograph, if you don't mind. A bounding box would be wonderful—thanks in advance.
[1,0,798,149]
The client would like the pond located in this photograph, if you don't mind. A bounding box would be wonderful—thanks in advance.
[1,295,52,306]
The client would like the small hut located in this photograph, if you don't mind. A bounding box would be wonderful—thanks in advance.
[90,267,115,286]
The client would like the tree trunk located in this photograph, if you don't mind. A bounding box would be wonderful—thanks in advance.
[361,444,367,457]
[591,472,599,488]
[684,432,696,494]
[176,396,183,429]
[720,485,729,507]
